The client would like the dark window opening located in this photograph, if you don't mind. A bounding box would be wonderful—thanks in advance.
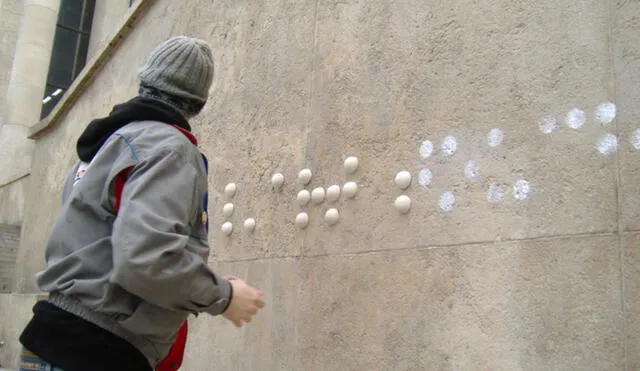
[41,0,95,119]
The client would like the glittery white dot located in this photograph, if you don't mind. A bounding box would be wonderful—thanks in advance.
[441,135,458,156]
[513,179,531,201]
[595,101,616,124]
[566,108,586,129]
[487,184,505,204]
[464,161,479,179]
[632,129,640,150]
[596,133,618,156]
[539,116,557,134]
[420,140,434,159]
[439,191,455,212]
[418,169,432,186]
[487,128,504,147]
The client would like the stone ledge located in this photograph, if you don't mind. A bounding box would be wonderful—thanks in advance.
[28,0,154,140]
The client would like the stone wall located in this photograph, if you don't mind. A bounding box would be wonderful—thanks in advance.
[5,0,640,369]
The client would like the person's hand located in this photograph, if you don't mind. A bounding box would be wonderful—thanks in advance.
[222,279,265,327]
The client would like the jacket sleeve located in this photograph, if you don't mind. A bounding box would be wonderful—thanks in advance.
[110,149,231,316]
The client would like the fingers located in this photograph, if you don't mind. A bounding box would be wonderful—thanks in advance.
[255,297,266,309]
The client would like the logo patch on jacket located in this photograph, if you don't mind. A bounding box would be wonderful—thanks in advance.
[73,162,90,186]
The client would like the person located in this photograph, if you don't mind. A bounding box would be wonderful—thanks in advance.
[18,36,265,371]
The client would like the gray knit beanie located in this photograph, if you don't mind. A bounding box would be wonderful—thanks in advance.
[138,36,214,105]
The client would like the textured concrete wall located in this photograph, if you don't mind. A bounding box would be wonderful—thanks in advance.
[87,0,130,60]
[0,294,41,368]
[0,0,23,124]
[9,0,640,369]
[0,224,20,293]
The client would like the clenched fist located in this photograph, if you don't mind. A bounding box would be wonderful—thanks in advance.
[222,278,265,327]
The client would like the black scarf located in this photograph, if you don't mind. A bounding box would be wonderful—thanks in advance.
[76,96,191,162]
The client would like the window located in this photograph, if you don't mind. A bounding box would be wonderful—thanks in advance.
[41,0,96,118]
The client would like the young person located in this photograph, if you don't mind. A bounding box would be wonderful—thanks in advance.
[19,36,265,371]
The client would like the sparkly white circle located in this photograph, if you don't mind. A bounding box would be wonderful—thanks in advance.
[298,169,312,185]
[632,129,640,150]
[464,161,479,179]
[222,203,234,217]
[539,116,557,134]
[420,140,434,159]
[487,128,504,147]
[311,187,325,204]
[439,191,455,212]
[271,173,284,190]
[224,183,237,198]
[243,218,256,233]
[295,212,309,229]
[221,222,233,236]
[394,195,411,214]
[344,157,359,174]
[297,190,311,206]
[487,184,505,204]
[395,171,412,190]
[326,185,341,203]
[595,101,616,124]
[324,208,340,225]
[513,180,531,201]
[566,108,586,129]
[343,182,358,198]
[597,133,618,156]
[441,136,458,156]
[418,169,433,186]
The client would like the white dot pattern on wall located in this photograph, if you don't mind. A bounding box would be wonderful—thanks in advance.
[222,203,234,218]
[344,157,359,174]
[271,173,284,191]
[324,208,340,225]
[297,190,311,206]
[513,179,531,201]
[394,195,411,214]
[487,184,505,204]
[343,182,358,198]
[539,116,557,134]
[596,133,618,156]
[395,171,412,190]
[326,185,341,203]
[243,218,256,233]
[632,129,640,150]
[595,101,616,124]
[418,169,432,186]
[298,169,312,185]
[464,161,479,179]
[439,191,455,212]
[441,135,458,156]
[221,222,233,236]
[295,212,309,229]
[487,128,503,147]
[224,183,237,198]
[311,187,325,204]
[420,140,434,159]
[566,108,586,129]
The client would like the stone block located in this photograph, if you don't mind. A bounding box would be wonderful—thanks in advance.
[625,232,640,370]
[304,0,617,256]
[0,294,41,369]
[184,235,623,370]
[614,0,640,232]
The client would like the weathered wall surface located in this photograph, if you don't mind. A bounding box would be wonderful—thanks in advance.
[0,0,23,123]
[7,0,640,369]
[87,0,130,60]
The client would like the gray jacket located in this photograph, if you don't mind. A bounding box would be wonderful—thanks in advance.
[36,120,231,367]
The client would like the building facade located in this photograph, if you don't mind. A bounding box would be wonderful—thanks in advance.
[1,0,639,369]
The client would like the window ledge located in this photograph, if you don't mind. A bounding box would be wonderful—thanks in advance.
[28,0,154,140]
